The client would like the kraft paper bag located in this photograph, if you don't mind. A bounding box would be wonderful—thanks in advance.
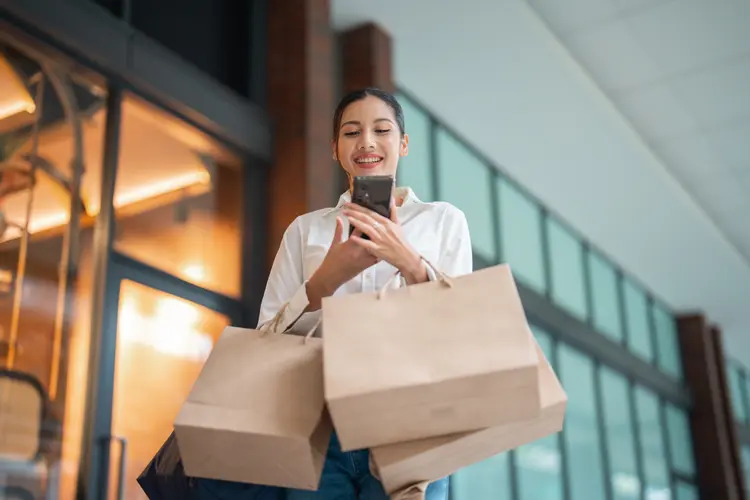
[173,318,332,491]
[369,340,566,494]
[322,263,541,451]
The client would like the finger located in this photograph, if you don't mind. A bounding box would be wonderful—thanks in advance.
[347,216,378,241]
[389,196,398,224]
[344,208,384,230]
[333,216,344,244]
[349,235,378,252]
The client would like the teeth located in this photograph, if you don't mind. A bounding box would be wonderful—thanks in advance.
[356,157,382,163]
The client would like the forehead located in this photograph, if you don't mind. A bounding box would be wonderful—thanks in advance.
[341,96,395,123]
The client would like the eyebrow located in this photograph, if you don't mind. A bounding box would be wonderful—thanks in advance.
[340,118,395,128]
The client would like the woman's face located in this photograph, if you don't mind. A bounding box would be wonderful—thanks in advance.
[333,96,409,180]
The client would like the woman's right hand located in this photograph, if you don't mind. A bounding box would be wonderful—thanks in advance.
[305,216,378,310]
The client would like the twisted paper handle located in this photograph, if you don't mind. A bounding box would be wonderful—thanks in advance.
[377,256,453,300]
[262,303,321,343]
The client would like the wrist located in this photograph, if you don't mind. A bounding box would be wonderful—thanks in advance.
[399,250,428,285]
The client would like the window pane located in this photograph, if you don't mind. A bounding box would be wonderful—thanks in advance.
[547,218,588,321]
[727,364,748,423]
[600,367,640,500]
[436,128,495,262]
[634,387,671,500]
[742,445,750,492]
[558,344,606,500]
[588,251,623,343]
[498,178,546,293]
[397,94,434,202]
[674,482,698,500]
[665,403,695,476]
[451,452,512,500]
[517,328,564,500]
[623,279,654,362]
[653,302,683,379]
[113,94,243,298]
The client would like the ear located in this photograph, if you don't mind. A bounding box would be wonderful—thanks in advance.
[331,139,338,161]
[399,133,409,157]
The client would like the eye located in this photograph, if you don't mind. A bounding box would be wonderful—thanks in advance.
[375,129,391,134]
[343,131,360,137]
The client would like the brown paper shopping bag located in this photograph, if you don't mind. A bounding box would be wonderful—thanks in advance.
[369,340,566,494]
[173,315,332,490]
[322,263,541,451]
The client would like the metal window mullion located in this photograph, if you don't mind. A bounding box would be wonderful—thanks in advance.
[594,361,614,500]
[647,295,662,371]
[552,340,572,500]
[629,380,647,500]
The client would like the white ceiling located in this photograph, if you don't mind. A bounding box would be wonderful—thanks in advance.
[526,0,750,271]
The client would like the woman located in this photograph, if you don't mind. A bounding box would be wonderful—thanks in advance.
[258,88,473,500]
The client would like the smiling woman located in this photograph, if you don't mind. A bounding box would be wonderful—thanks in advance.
[251,88,473,500]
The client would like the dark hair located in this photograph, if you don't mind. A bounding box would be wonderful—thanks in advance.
[332,88,405,141]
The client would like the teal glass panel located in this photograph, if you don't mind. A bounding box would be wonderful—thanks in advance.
[396,94,434,202]
[436,127,495,262]
[547,217,588,321]
[588,251,623,343]
[498,177,545,293]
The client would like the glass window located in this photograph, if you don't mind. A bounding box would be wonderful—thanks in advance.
[652,302,683,379]
[397,93,434,202]
[0,42,106,499]
[623,279,654,362]
[634,387,671,500]
[558,344,607,500]
[498,178,546,294]
[600,367,641,500]
[727,364,748,423]
[665,403,695,477]
[517,328,564,500]
[547,217,588,321]
[588,251,623,343]
[112,94,243,298]
[451,452,512,500]
[674,482,699,500]
[113,280,230,499]
[436,127,495,262]
[742,445,750,492]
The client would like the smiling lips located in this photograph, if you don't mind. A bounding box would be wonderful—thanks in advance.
[354,154,383,169]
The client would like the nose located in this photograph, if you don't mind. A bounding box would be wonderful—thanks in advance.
[357,129,375,150]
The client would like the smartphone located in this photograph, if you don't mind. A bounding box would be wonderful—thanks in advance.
[349,175,394,238]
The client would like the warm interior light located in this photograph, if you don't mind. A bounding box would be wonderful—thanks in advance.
[118,290,214,362]
[0,54,36,123]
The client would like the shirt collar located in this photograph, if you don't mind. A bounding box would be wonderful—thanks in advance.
[328,186,422,213]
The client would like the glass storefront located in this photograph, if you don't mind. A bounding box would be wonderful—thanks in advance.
[0,23,264,499]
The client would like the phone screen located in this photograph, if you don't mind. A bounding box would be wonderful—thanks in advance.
[349,175,393,238]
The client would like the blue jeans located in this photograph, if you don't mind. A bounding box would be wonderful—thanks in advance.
[286,433,449,500]
[190,477,285,499]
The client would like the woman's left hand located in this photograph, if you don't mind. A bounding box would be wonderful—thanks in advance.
[343,197,429,284]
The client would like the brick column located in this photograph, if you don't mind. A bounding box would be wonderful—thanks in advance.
[266,0,335,264]
[340,22,395,94]
[677,314,746,500]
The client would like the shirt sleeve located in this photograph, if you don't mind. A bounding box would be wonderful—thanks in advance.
[256,218,321,336]
[435,205,473,278]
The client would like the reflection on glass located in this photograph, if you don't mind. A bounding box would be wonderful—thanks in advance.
[727,364,748,423]
[111,280,229,500]
[517,328,563,500]
[600,367,640,500]
[674,481,698,500]
[623,279,654,363]
[588,251,623,343]
[451,452,512,500]
[0,41,104,500]
[397,93,433,202]
[547,217,587,321]
[499,178,545,294]
[652,302,682,379]
[742,445,750,492]
[665,403,695,477]
[436,127,495,262]
[112,96,242,298]
[558,344,606,500]
[634,387,671,500]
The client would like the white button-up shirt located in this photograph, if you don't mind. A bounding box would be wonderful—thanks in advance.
[257,187,473,336]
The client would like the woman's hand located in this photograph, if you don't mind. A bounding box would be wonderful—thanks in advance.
[343,197,429,284]
[306,216,379,310]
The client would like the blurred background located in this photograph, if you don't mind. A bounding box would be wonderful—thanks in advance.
[0,0,748,499]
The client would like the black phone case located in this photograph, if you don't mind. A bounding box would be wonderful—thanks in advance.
[349,175,393,238]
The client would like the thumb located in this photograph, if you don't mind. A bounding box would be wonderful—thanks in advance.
[389,195,399,224]
[332,216,344,244]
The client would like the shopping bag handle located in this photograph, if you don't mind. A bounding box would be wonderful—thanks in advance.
[377,256,452,300]
[263,304,321,344]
